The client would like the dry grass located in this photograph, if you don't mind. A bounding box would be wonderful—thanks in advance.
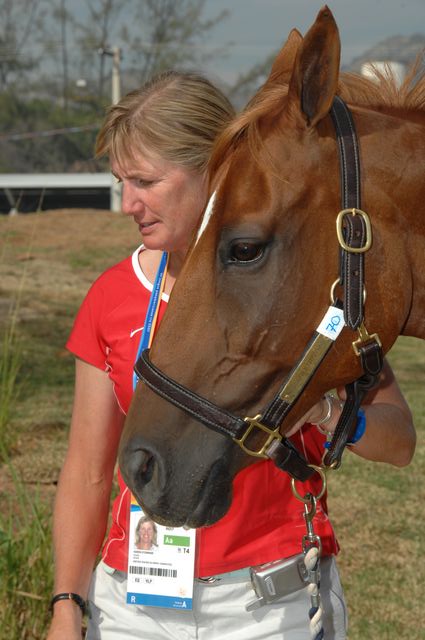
[0,209,136,486]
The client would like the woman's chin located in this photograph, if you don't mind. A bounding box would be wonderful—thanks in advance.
[140,234,165,251]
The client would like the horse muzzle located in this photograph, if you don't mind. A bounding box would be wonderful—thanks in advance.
[118,434,234,528]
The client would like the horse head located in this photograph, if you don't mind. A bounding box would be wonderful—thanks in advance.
[119,6,425,527]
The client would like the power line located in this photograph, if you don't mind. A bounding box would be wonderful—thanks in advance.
[0,123,99,142]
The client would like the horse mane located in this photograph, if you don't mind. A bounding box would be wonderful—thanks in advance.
[209,58,425,178]
[338,60,425,111]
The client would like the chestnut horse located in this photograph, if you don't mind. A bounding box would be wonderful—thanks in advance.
[119,7,425,528]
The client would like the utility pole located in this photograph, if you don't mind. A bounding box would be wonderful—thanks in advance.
[99,46,122,212]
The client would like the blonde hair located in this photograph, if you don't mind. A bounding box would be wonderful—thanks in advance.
[135,516,158,547]
[96,70,235,172]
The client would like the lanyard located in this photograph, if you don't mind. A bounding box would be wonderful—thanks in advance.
[127,250,196,611]
[133,251,169,391]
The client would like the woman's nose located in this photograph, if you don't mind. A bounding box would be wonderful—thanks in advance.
[121,182,143,215]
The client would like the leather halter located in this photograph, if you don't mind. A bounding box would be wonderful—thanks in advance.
[134,96,383,482]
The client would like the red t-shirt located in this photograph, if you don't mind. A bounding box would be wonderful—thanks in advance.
[66,247,338,577]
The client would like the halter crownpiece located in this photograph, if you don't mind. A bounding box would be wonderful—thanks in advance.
[134,96,383,480]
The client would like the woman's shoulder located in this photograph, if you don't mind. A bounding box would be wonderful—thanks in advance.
[88,247,144,294]
[95,251,137,285]
[79,248,143,313]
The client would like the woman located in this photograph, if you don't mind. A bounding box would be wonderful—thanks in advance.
[47,70,416,640]
[134,516,158,551]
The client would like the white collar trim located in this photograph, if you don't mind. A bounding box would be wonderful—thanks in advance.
[131,245,170,302]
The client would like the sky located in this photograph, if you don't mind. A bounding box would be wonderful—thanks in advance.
[200,0,425,83]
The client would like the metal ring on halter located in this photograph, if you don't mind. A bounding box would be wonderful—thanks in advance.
[290,464,327,503]
[330,278,367,305]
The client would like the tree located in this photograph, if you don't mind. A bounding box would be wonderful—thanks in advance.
[50,0,72,112]
[227,52,276,109]
[74,0,128,103]
[128,0,229,84]
[0,0,44,90]
[1,0,231,173]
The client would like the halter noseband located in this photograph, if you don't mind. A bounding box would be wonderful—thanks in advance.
[134,97,383,482]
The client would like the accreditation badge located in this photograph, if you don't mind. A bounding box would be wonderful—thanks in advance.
[126,495,196,609]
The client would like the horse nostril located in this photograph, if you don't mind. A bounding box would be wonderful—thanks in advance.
[140,451,155,484]
[120,445,157,490]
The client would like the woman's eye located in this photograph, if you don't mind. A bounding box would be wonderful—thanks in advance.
[229,241,264,263]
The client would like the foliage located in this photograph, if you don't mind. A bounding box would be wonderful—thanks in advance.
[128,0,229,84]
[0,309,21,459]
[0,466,53,640]
[0,0,45,90]
[0,91,103,173]
[228,51,275,108]
[0,0,231,174]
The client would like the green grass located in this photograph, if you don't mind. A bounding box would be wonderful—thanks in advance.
[0,309,21,458]
[0,463,53,640]
[328,336,425,639]
[0,210,136,639]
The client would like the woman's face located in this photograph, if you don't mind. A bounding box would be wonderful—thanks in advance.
[139,521,154,545]
[111,151,208,254]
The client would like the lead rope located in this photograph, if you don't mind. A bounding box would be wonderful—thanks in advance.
[291,465,327,639]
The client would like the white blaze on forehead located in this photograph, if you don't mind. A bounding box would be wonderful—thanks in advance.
[195,190,216,245]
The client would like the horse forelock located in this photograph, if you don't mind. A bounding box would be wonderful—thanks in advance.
[208,83,290,180]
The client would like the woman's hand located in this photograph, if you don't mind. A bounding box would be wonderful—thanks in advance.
[285,393,343,438]
[284,359,416,467]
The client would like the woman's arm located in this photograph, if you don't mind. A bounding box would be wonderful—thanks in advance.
[47,358,125,639]
[340,359,416,466]
[288,359,416,467]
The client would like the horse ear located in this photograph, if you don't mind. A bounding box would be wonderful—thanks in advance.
[263,28,303,88]
[287,6,340,127]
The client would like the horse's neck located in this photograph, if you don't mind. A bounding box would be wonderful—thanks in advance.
[400,114,425,340]
[369,109,425,341]
[403,232,425,340]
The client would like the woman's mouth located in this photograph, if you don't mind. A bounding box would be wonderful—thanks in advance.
[139,221,157,233]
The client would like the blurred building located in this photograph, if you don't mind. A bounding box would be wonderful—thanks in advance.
[0,173,121,214]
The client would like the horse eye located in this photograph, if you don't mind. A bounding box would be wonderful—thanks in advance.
[229,241,264,263]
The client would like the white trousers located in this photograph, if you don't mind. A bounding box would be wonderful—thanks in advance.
[86,558,347,639]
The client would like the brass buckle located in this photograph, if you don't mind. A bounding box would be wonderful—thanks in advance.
[352,322,382,356]
[336,208,372,253]
[234,414,282,458]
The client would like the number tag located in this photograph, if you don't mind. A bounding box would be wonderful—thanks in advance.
[316,306,345,341]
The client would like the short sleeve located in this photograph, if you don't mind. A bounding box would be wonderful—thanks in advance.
[66,281,109,371]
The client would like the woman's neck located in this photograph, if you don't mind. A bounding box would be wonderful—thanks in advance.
[165,250,186,294]
[168,250,186,278]
[138,247,187,295]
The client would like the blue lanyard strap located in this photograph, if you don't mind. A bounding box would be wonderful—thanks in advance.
[133,251,169,391]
